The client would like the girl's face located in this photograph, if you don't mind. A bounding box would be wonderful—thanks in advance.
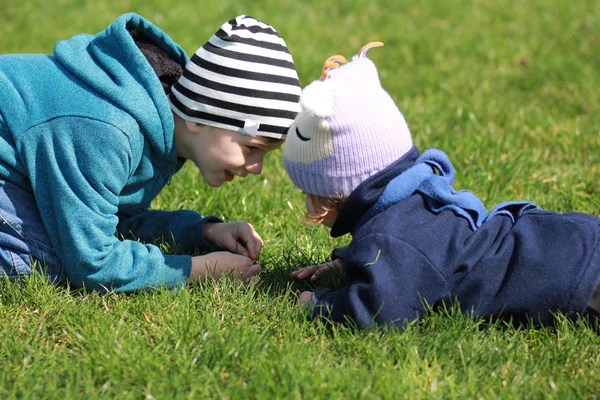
[176,121,281,187]
[305,193,339,228]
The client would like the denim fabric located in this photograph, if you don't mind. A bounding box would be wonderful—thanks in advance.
[0,179,63,281]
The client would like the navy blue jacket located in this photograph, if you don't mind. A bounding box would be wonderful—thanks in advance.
[309,146,600,327]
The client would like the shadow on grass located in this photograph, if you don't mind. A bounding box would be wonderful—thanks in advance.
[252,233,350,299]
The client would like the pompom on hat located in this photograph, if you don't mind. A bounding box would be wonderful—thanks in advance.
[283,42,413,198]
[170,15,302,139]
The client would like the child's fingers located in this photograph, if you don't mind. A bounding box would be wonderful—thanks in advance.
[241,264,261,283]
[293,261,341,280]
[247,228,263,260]
[236,223,263,260]
[290,266,315,279]
[311,267,327,280]
[292,264,329,280]
[290,269,307,278]
[298,291,314,306]
[309,264,327,280]
[220,234,249,257]
[312,262,339,280]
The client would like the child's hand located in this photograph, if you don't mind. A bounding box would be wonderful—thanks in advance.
[298,291,313,307]
[290,258,343,281]
[189,251,261,283]
[203,221,264,260]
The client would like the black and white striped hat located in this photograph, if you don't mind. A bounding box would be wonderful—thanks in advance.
[170,15,302,139]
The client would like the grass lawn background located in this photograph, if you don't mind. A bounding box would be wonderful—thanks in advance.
[1,0,599,398]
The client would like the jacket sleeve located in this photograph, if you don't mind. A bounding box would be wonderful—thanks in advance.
[18,117,191,292]
[116,208,223,255]
[307,234,448,327]
[330,245,348,262]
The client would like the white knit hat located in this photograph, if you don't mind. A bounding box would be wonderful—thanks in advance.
[170,15,301,139]
[283,43,413,198]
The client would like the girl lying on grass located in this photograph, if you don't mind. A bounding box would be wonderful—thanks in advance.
[285,43,600,328]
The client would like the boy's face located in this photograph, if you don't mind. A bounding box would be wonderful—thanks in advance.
[184,125,282,187]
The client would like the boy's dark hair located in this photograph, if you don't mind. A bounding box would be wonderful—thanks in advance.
[128,28,183,94]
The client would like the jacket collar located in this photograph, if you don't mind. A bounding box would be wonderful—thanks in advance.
[330,145,421,237]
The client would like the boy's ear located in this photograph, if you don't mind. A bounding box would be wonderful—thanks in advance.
[185,120,202,133]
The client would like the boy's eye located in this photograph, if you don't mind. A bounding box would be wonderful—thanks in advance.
[295,127,311,142]
[246,145,259,152]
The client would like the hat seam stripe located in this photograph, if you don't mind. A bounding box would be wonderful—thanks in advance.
[230,16,277,33]
[217,29,287,47]
[171,95,243,127]
[207,36,294,62]
[203,42,295,69]
[190,55,300,86]
[171,88,296,125]
[174,88,299,120]
[195,49,298,78]
[177,74,300,102]
[219,26,285,44]
[259,123,288,132]
[171,97,287,135]
[214,29,290,53]
[183,62,301,93]
[173,82,299,115]
[229,23,277,36]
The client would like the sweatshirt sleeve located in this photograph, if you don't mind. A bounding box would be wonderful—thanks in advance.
[18,117,191,292]
[307,234,448,327]
[116,208,223,255]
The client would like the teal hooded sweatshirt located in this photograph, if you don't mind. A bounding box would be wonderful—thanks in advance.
[0,13,218,291]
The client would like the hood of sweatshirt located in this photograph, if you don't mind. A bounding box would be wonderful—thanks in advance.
[52,12,189,162]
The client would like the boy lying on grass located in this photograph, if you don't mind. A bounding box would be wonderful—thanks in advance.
[0,14,301,291]
[286,43,600,327]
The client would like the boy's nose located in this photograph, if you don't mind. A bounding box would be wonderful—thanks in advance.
[245,161,263,175]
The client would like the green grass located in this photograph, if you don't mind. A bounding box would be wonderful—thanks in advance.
[1,0,600,398]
